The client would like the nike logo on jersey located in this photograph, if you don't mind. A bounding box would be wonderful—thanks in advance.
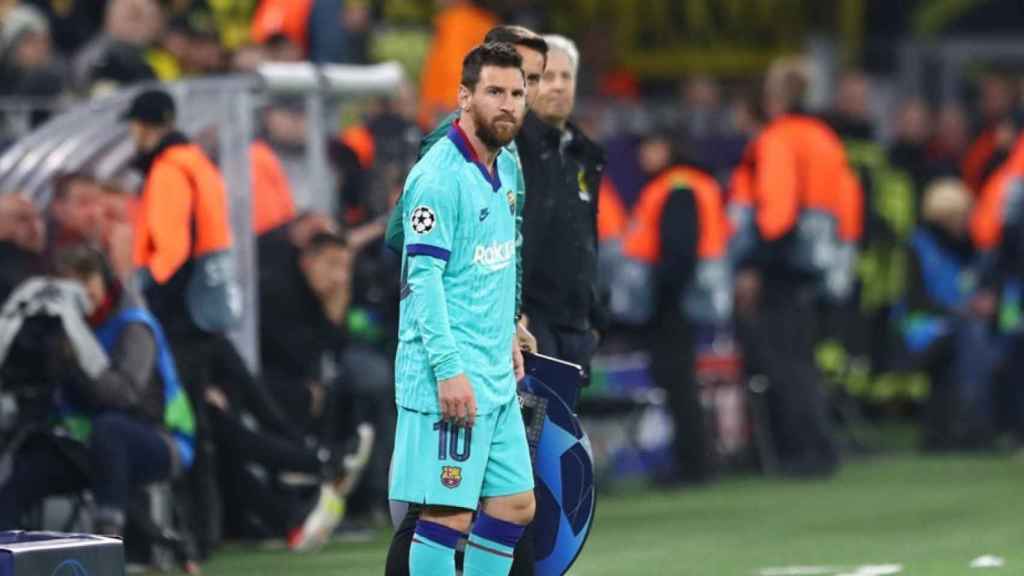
[479,208,490,221]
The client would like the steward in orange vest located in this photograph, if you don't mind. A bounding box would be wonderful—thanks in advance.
[971,132,1024,254]
[123,89,238,337]
[613,131,726,485]
[726,69,848,477]
[729,113,862,301]
[619,165,732,325]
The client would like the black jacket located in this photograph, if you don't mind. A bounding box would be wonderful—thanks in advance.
[257,227,347,384]
[518,114,607,333]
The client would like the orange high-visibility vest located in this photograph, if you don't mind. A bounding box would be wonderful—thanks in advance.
[250,0,314,50]
[971,133,1024,250]
[962,127,998,195]
[133,144,233,284]
[250,140,296,235]
[618,165,733,323]
[623,166,730,264]
[340,124,376,170]
[729,115,862,244]
[417,4,497,128]
[597,176,628,241]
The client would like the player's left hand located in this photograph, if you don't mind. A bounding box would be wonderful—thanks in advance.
[517,318,538,353]
[513,337,526,381]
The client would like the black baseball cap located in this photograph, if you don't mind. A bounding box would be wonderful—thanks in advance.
[120,89,176,125]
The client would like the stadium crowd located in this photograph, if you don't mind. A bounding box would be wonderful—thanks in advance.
[2,0,1024,573]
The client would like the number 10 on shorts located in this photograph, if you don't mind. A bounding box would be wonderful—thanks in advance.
[434,421,472,462]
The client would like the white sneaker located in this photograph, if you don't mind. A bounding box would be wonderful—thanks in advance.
[287,484,346,552]
[336,423,375,497]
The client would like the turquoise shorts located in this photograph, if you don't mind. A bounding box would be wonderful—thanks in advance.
[389,398,534,510]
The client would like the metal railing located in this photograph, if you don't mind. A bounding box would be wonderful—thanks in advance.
[0,62,404,371]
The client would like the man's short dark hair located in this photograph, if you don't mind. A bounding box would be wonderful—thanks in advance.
[303,231,348,255]
[52,170,97,201]
[484,25,548,62]
[779,70,808,113]
[54,244,111,282]
[461,42,524,92]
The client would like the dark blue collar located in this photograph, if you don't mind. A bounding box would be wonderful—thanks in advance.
[447,120,502,192]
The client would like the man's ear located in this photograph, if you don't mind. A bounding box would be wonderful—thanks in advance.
[458,84,471,112]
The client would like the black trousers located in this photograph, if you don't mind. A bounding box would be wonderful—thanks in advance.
[737,281,839,476]
[168,331,223,560]
[649,308,714,483]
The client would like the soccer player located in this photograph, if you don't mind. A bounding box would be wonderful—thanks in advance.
[389,42,534,576]
[385,26,548,576]
[386,26,548,352]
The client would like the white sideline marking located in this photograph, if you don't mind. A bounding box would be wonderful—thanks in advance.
[970,555,1005,569]
[758,567,841,576]
[759,565,902,576]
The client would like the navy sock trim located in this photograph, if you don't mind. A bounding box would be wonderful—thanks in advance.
[466,539,514,558]
[414,519,464,549]
[470,512,525,549]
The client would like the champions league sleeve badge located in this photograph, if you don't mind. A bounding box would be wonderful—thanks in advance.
[411,205,436,234]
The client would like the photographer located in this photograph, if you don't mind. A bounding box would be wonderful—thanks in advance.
[0,246,194,537]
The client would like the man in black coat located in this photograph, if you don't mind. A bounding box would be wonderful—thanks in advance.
[518,35,606,386]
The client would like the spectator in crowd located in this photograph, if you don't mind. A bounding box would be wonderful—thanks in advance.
[679,76,724,140]
[23,0,105,57]
[0,246,195,571]
[903,179,1000,450]
[676,76,745,180]
[963,74,1016,194]
[0,193,45,303]
[49,172,106,249]
[181,8,228,76]
[150,8,227,80]
[889,98,934,196]
[307,0,373,64]
[262,32,305,63]
[928,102,971,177]
[261,97,333,211]
[827,69,874,141]
[259,231,351,391]
[256,220,391,519]
[73,0,161,95]
[0,3,66,131]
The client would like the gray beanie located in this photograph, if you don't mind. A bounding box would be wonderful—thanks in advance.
[0,5,50,57]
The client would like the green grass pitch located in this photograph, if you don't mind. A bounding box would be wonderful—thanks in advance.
[199,454,1022,575]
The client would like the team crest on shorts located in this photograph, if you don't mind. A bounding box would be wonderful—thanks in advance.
[440,466,462,489]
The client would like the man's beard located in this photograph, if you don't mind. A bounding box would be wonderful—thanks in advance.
[472,107,518,150]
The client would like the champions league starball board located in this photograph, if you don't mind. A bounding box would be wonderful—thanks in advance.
[520,353,596,576]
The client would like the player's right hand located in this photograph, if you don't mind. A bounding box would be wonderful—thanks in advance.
[438,374,476,427]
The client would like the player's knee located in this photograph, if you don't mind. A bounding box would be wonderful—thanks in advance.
[514,491,536,525]
[487,490,535,526]
[420,506,473,534]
